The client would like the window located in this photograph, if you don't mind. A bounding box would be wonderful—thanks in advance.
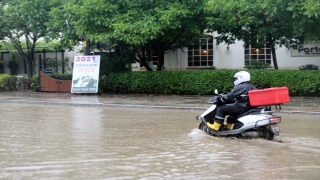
[188,38,214,67]
[139,50,158,68]
[244,42,271,64]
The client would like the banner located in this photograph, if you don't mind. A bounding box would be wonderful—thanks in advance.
[71,55,100,93]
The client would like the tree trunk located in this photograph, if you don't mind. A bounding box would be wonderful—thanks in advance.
[24,53,36,78]
[25,58,32,78]
[138,49,153,71]
[267,33,279,70]
[271,46,279,70]
[156,52,164,71]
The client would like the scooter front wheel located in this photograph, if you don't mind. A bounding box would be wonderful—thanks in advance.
[199,122,211,135]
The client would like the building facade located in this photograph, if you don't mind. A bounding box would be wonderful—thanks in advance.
[1,35,320,76]
[132,33,320,71]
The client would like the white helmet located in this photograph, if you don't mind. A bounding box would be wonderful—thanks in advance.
[234,71,250,86]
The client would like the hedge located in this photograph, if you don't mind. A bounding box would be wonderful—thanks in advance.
[0,74,17,91]
[1,69,320,96]
[102,69,320,96]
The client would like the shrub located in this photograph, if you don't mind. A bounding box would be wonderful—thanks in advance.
[16,77,30,90]
[299,64,319,70]
[99,50,135,76]
[245,61,271,69]
[104,69,320,96]
[46,57,72,74]
[30,74,39,92]
[49,73,72,80]
[0,74,17,91]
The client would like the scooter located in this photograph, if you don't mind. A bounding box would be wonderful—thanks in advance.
[196,90,281,140]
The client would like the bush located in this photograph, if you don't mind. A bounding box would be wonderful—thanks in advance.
[245,61,271,69]
[46,57,72,74]
[104,69,320,96]
[99,51,135,76]
[0,74,17,91]
[30,74,39,92]
[16,77,30,90]
[49,73,72,80]
[299,64,319,70]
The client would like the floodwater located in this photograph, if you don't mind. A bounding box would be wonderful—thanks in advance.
[0,104,320,180]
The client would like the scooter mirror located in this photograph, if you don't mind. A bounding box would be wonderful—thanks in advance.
[214,89,218,94]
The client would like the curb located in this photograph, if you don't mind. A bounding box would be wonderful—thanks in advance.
[1,99,320,115]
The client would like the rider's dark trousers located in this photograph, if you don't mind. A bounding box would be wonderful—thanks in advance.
[214,103,250,123]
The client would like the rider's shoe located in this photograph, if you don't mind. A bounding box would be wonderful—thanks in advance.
[207,121,221,131]
[226,123,234,130]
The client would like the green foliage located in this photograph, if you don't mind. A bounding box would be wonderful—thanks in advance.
[205,0,319,69]
[48,0,208,71]
[0,74,17,91]
[0,0,65,77]
[46,57,72,73]
[49,73,72,80]
[299,64,319,70]
[16,77,30,90]
[30,74,39,92]
[103,70,320,96]
[6,54,19,75]
[201,66,216,70]
[302,0,320,22]
[245,61,271,69]
[99,51,135,76]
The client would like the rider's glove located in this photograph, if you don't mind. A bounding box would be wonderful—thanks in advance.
[218,94,228,103]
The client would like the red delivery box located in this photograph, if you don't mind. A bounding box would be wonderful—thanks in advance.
[248,87,290,106]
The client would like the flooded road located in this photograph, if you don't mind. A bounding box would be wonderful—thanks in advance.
[1,104,320,179]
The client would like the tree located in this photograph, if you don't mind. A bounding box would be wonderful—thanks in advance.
[48,0,208,71]
[301,0,320,41]
[0,0,62,77]
[205,0,316,69]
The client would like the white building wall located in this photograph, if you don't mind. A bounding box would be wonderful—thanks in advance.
[164,48,188,71]
[214,40,245,69]
[162,39,320,70]
[276,45,320,69]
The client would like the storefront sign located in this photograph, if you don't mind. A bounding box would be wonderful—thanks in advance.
[291,43,320,57]
[71,55,101,93]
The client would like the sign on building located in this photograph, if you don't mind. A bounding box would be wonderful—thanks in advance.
[291,43,320,57]
[71,55,101,93]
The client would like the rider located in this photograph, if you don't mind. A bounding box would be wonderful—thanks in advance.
[207,71,257,131]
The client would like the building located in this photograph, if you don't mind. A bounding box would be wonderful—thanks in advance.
[1,35,319,76]
[132,33,320,71]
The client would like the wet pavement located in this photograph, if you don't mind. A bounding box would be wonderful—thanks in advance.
[1,91,320,179]
[1,103,320,179]
[0,91,320,115]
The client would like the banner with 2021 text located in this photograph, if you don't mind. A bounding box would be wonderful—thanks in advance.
[71,55,101,93]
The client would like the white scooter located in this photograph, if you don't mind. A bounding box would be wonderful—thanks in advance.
[196,90,281,140]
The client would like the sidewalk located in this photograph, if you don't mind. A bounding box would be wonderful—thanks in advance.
[0,91,320,115]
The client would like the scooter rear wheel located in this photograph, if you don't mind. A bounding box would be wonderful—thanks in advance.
[259,127,274,140]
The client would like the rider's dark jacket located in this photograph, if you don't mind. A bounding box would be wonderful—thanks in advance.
[218,81,257,107]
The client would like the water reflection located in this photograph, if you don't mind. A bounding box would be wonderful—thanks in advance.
[0,104,320,179]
